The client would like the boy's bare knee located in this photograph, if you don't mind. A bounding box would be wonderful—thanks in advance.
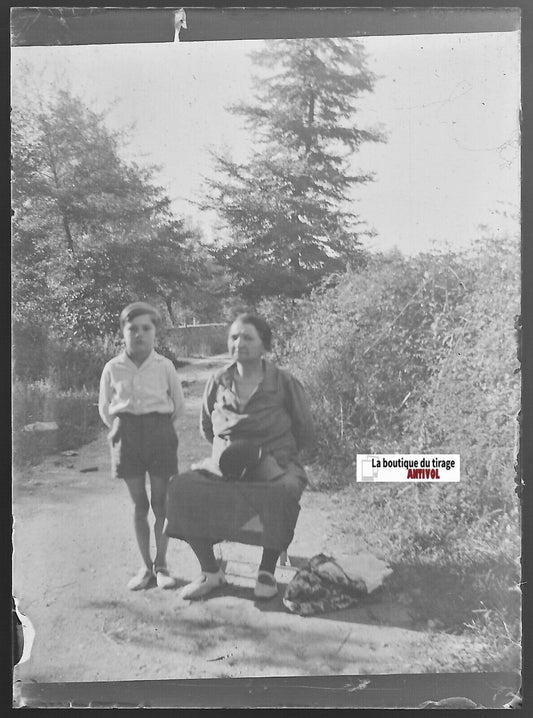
[150,497,166,517]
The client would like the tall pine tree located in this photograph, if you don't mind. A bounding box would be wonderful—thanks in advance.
[206,38,384,301]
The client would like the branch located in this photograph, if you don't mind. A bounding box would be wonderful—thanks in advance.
[360,279,430,359]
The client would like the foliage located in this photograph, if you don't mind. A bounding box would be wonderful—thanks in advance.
[403,236,520,515]
[12,380,101,465]
[13,328,122,390]
[255,295,310,362]
[11,85,217,350]
[205,38,384,301]
[13,325,192,391]
[275,232,520,669]
[282,248,478,467]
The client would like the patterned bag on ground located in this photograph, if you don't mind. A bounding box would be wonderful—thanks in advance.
[283,553,390,616]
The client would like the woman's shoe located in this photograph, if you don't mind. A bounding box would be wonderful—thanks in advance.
[127,567,154,591]
[180,569,227,599]
[154,566,178,589]
[254,571,278,599]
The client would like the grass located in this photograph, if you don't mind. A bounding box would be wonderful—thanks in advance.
[310,480,521,673]
[12,380,101,465]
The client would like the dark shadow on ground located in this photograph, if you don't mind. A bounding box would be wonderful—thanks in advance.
[79,596,426,676]
[250,580,417,629]
[216,556,519,636]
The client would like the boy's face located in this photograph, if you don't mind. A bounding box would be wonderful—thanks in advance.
[123,313,156,358]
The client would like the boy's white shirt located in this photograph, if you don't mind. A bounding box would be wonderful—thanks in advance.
[98,350,185,436]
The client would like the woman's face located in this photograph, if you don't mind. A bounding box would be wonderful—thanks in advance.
[228,319,265,364]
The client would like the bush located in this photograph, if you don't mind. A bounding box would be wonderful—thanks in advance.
[54,390,102,450]
[256,295,309,363]
[13,327,193,388]
[402,236,520,521]
[48,336,123,391]
[154,332,189,367]
[276,248,476,469]
[13,328,122,391]
[271,233,521,667]
[12,380,101,465]
[12,324,49,383]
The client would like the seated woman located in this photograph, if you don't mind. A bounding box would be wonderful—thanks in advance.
[165,313,316,600]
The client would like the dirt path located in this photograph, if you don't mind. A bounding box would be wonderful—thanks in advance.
[13,356,487,684]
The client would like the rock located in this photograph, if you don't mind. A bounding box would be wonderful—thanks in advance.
[80,466,99,473]
[61,450,79,457]
[337,552,393,593]
[23,421,58,433]
[18,422,58,463]
[427,619,445,631]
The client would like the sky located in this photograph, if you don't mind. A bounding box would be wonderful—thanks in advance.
[11,26,520,255]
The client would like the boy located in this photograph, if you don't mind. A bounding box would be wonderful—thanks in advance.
[99,302,185,590]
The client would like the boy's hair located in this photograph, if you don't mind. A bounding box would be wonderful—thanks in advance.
[120,302,162,330]
[232,313,272,351]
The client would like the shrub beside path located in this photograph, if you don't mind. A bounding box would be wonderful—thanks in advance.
[13,357,490,684]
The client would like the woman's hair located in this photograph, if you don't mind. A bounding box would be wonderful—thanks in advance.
[231,313,272,351]
[120,302,162,330]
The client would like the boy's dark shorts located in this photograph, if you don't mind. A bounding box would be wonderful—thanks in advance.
[108,413,178,480]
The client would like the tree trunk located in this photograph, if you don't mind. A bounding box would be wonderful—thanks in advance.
[305,91,315,155]
[165,295,177,325]
[41,126,82,278]
[60,213,81,279]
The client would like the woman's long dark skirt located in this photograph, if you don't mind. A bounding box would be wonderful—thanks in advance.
[164,464,307,551]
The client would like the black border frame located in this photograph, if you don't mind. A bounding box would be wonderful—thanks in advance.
[7,2,530,711]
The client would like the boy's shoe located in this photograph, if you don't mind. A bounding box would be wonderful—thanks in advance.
[154,566,178,590]
[254,571,278,599]
[127,567,154,591]
[180,569,227,600]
